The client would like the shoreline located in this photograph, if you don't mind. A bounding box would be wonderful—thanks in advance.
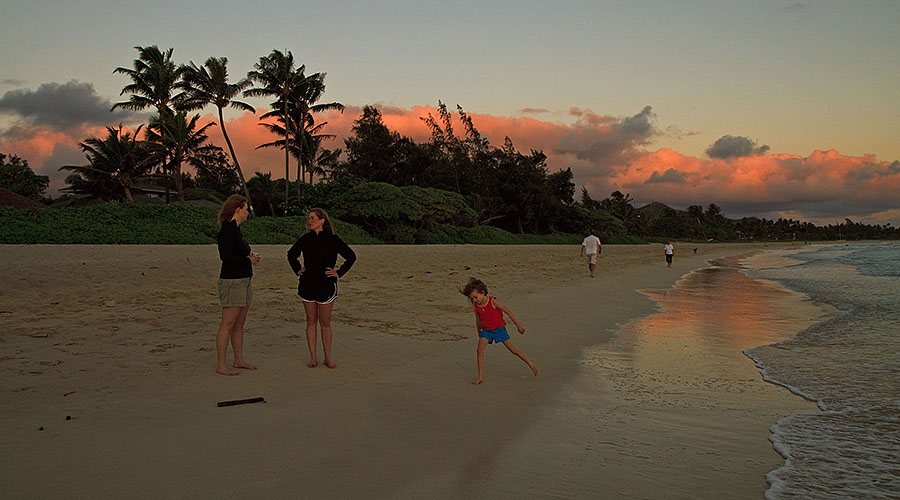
[465,249,833,499]
[0,242,822,498]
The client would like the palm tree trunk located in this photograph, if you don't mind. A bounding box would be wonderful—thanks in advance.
[283,106,290,205]
[163,162,171,204]
[298,110,308,192]
[218,107,254,215]
[296,136,306,195]
[174,160,185,202]
[122,182,135,203]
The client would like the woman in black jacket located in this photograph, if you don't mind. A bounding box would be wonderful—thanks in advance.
[215,195,260,376]
[287,208,356,368]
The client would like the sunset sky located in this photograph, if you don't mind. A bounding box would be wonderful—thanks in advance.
[2,1,899,225]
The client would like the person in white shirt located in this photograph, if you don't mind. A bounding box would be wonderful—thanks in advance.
[664,241,675,268]
[580,229,602,277]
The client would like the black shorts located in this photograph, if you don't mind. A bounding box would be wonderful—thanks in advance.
[298,280,338,304]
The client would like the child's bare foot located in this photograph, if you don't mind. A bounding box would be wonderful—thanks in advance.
[530,365,539,376]
[233,362,256,370]
[216,367,239,376]
[324,360,337,369]
[307,360,318,368]
[472,378,483,385]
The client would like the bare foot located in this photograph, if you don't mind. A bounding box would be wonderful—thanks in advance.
[324,361,337,369]
[472,378,483,385]
[233,362,257,370]
[216,367,239,376]
[531,365,539,376]
[307,360,318,368]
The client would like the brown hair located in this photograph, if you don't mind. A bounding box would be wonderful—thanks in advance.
[218,195,248,226]
[459,277,488,303]
[309,207,335,235]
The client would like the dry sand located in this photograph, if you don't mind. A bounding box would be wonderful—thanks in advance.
[0,242,821,499]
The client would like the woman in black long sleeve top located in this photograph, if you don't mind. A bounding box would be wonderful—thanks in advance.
[215,195,260,376]
[287,208,356,368]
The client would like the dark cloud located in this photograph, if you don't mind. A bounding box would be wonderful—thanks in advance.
[645,168,686,184]
[40,143,85,177]
[848,160,900,181]
[554,106,659,166]
[705,135,770,159]
[1,79,26,87]
[0,80,137,128]
[780,2,809,14]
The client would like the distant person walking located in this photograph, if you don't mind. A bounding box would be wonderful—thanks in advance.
[664,240,675,268]
[287,208,356,368]
[215,195,260,376]
[580,229,602,277]
[460,278,538,385]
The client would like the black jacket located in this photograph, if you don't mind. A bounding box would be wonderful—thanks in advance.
[217,220,252,279]
[287,231,356,285]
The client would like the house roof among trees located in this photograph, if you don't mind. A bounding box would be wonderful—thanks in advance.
[0,187,45,210]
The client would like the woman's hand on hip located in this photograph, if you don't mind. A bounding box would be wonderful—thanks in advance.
[324,267,338,278]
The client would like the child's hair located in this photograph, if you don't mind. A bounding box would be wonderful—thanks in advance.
[459,277,488,302]
[218,194,248,226]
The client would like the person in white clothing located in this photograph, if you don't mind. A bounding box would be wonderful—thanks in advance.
[664,240,675,268]
[580,229,602,277]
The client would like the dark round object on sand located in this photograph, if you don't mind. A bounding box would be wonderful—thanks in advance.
[66,415,71,420]
[39,426,44,431]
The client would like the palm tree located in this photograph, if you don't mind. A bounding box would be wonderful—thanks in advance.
[180,56,256,213]
[146,112,219,203]
[113,45,190,203]
[247,171,280,216]
[303,137,341,184]
[257,115,341,185]
[60,125,156,202]
[112,45,187,117]
[245,49,299,203]
[260,70,343,189]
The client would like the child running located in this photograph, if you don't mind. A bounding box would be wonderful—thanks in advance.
[460,278,539,385]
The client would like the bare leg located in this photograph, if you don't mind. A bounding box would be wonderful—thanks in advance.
[473,338,489,384]
[503,340,539,376]
[303,301,319,367]
[216,307,241,376]
[231,306,256,370]
[589,263,596,277]
[318,301,336,368]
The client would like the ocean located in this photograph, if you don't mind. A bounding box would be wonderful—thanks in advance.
[478,242,899,499]
[745,242,900,499]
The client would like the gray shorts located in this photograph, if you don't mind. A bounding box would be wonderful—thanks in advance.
[218,277,252,308]
[586,253,598,265]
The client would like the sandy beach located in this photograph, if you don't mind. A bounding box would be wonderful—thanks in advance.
[0,242,824,499]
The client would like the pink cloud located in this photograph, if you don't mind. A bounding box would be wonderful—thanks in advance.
[3,104,898,225]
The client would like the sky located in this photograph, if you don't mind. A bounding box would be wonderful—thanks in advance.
[1,0,899,225]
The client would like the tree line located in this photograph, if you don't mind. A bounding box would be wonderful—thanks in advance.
[2,44,898,242]
[58,45,341,213]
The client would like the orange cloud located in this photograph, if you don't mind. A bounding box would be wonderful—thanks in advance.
[3,104,898,225]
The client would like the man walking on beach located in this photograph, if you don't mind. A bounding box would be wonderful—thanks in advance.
[664,240,675,268]
[580,229,602,278]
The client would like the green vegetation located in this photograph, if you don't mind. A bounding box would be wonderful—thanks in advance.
[3,44,897,244]
[1,153,50,202]
[0,204,378,245]
[0,203,596,245]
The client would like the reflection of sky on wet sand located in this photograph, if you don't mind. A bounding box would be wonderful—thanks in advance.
[479,256,831,499]
[578,257,829,497]
[637,259,816,353]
